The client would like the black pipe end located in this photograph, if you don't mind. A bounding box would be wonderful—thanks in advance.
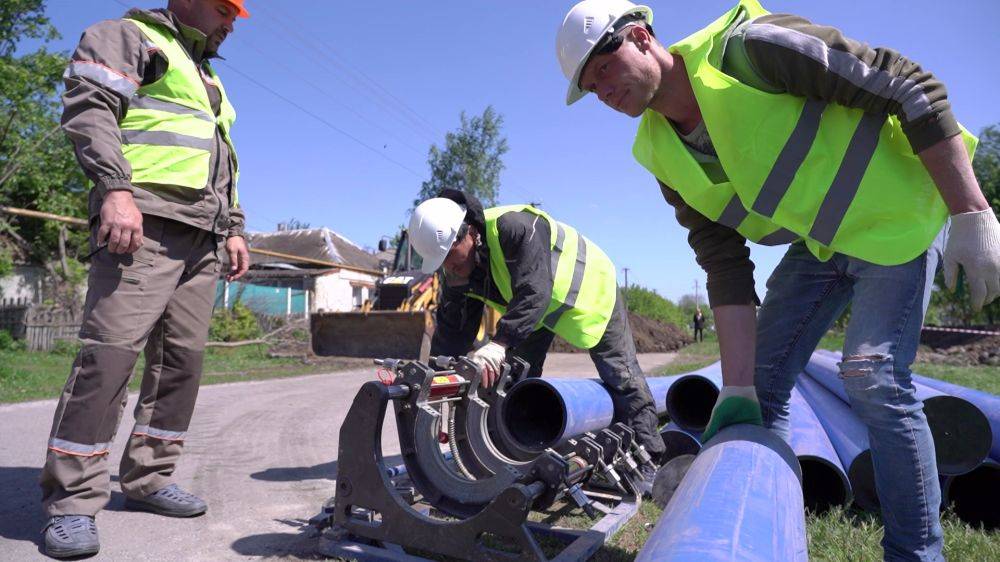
[799,456,853,514]
[849,450,880,513]
[501,380,566,452]
[651,454,696,509]
[659,428,701,462]
[924,396,992,475]
[665,375,719,432]
[943,461,1000,530]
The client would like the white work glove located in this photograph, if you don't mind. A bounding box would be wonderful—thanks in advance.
[470,341,506,388]
[943,209,1000,311]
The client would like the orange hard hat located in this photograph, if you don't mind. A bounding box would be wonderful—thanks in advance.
[221,0,250,18]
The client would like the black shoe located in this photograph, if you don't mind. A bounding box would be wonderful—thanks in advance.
[43,515,99,558]
[124,483,207,517]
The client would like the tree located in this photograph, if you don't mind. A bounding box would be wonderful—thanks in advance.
[928,124,1000,325]
[0,0,88,303]
[414,106,508,209]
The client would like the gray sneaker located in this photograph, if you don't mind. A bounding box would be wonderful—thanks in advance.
[124,484,207,517]
[43,515,99,558]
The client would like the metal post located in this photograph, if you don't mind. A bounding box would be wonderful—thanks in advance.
[286,286,292,317]
[303,276,310,320]
[223,280,230,310]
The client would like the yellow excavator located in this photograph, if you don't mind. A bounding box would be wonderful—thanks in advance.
[310,229,497,361]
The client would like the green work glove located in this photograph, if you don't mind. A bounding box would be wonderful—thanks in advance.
[701,386,763,443]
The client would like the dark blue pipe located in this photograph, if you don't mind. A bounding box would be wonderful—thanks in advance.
[664,361,723,432]
[806,352,991,475]
[910,374,1000,463]
[789,384,853,511]
[659,422,702,462]
[501,375,678,453]
[636,424,807,562]
[941,460,1000,530]
[797,374,879,511]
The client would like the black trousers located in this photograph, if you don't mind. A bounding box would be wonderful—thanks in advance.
[506,292,665,458]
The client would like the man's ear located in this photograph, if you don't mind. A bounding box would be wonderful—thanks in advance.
[629,25,653,53]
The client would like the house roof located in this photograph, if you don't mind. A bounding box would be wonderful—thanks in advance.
[247,228,381,271]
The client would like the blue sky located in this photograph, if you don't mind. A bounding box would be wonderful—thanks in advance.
[39,0,1000,302]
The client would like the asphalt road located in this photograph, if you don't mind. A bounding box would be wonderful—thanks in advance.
[0,352,675,561]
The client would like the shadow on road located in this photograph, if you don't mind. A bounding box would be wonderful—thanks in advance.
[250,454,405,482]
[0,466,45,551]
[230,518,322,559]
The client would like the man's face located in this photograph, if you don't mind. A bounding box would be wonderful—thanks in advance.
[442,228,477,280]
[177,0,238,54]
[578,29,659,118]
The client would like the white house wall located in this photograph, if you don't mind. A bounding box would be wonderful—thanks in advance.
[313,269,379,312]
[0,266,46,303]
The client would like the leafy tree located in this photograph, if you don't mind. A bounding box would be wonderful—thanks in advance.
[928,125,1000,325]
[414,106,508,208]
[622,284,688,329]
[0,0,88,303]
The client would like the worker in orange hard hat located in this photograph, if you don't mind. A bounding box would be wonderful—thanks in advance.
[39,1,251,558]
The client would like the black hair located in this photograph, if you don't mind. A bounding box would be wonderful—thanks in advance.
[436,188,486,235]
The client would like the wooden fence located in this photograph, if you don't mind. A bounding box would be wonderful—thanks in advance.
[0,300,81,351]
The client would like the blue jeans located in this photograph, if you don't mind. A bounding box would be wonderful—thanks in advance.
[755,234,945,562]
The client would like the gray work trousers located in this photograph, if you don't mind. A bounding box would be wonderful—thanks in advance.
[507,291,666,458]
[40,215,220,516]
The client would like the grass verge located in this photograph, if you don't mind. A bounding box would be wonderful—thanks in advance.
[0,344,366,404]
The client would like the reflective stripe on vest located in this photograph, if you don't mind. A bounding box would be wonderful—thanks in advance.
[632,0,977,266]
[117,18,239,198]
[470,205,617,349]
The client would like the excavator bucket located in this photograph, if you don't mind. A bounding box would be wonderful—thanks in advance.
[310,310,434,361]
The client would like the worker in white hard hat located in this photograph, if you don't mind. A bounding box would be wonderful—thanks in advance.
[409,189,666,493]
[557,0,999,558]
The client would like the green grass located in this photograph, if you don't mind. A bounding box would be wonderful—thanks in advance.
[0,344,364,404]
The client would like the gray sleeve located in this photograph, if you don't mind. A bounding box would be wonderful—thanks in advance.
[227,205,245,238]
[737,14,960,153]
[61,19,152,195]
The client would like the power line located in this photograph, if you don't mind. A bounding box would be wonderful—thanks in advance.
[216,60,424,178]
[253,2,441,144]
[228,36,425,156]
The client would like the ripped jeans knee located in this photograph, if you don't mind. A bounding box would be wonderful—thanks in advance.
[839,353,893,378]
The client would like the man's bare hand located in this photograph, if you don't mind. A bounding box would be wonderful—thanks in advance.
[98,190,143,254]
[226,235,250,281]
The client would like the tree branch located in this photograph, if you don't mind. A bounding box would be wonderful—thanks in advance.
[0,123,62,188]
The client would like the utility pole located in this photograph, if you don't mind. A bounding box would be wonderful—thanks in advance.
[694,279,700,307]
[622,267,630,308]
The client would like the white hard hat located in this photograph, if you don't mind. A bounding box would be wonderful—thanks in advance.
[556,0,653,105]
[409,198,467,274]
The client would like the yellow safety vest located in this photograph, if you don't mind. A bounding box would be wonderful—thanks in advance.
[121,18,240,203]
[632,0,977,265]
[470,206,618,349]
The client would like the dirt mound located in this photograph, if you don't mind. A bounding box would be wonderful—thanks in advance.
[549,311,693,353]
[917,326,1000,366]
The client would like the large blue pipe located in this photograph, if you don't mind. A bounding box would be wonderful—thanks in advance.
[788,384,853,511]
[501,375,675,453]
[636,424,807,562]
[659,422,702,462]
[910,374,1000,463]
[941,460,1000,530]
[664,361,723,432]
[804,352,990,475]
[501,378,614,452]
[798,374,879,511]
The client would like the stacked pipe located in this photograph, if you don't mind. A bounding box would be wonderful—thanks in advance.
[810,350,998,529]
[500,352,998,529]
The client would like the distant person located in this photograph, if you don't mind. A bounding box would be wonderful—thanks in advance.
[692,308,705,342]
[40,1,251,557]
[408,189,665,494]
[556,0,999,559]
